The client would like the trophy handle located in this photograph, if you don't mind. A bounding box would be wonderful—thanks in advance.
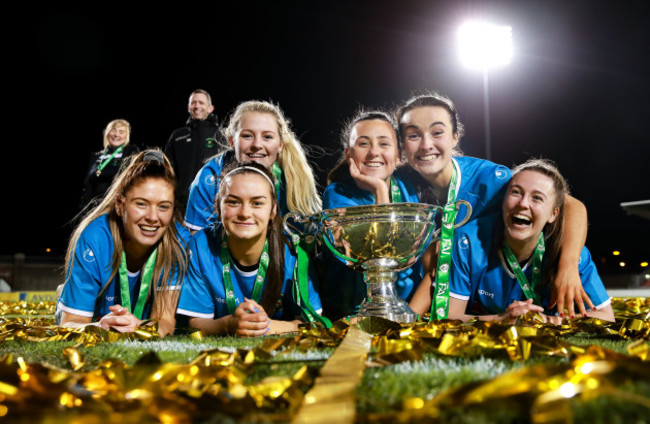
[282,212,309,237]
[453,199,473,229]
[431,199,474,238]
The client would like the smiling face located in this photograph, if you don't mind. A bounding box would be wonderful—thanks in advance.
[230,111,282,169]
[219,172,277,242]
[346,119,399,183]
[188,92,214,121]
[502,170,560,253]
[117,177,174,259]
[400,106,458,185]
[107,125,129,147]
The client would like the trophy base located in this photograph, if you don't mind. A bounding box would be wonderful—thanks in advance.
[357,294,416,324]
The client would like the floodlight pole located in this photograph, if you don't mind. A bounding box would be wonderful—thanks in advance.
[483,71,491,161]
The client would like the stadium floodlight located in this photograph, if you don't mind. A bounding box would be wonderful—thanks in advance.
[458,22,513,71]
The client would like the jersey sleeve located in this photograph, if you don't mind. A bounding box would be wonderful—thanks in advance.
[449,232,473,300]
[58,227,108,318]
[322,183,363,209]
[185,161,220,231]
[473,162,512,219]
[578,247,611,310]
[176,235,217,319]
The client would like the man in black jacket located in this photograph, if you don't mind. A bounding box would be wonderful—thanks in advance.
[165,89,221,212]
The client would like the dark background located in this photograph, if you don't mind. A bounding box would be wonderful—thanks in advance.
[4,1,649,276]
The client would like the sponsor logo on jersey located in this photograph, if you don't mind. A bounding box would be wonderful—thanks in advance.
[495,169,508,179]
[205,174,216,186]
[83,249,96,262]
[458,236,470,249]
[478,289,494,298]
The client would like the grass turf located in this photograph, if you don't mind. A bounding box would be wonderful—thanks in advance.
[1,330,648,423]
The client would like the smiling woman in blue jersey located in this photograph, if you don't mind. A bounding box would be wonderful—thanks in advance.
[184,100,321,233]
[398,92,594,320]
[319,110,420,320]
[58,150,189,336]
[444,159,614,323]
[177,162,323,336]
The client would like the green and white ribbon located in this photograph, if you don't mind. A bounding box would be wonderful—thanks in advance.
[118,248,157,319]
[430,160,459,321]
[96,146,123,177]
[220,233,270,314]
[292,233,332,328]
[502,232,545,305]
[389,176,403,203]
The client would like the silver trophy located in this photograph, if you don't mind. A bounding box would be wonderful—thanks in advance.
[284,202,472,323]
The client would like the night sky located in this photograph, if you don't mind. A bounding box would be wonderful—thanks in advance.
[6,1,650,275]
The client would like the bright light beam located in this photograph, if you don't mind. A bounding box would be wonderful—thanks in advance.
[458,22,513,71]
[457,21,512,160]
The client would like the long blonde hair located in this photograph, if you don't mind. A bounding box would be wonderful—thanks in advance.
[65,149,188,322]
[102,119,131,149]
[223,100,321,216]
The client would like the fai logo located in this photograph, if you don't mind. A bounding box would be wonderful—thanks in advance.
[458,236,470,250]
[204,174,216,186]
[83,248,96,263]
[495,169,508,179]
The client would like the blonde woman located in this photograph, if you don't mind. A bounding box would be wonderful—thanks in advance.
[81,119,139,208]
[58,149,189,336]
[184,100,321,232]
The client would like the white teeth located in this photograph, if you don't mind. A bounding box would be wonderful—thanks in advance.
[418,154,437,161]
[513,214,531,223]
[248,154,265,158]
[140,226,158,232]
[364,162,383,168]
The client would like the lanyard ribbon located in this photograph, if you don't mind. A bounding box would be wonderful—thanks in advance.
[96,146,123,177]
[118,248,157,319]
[220,233,270,315]
[502,232,545,305]
[272,163,283,202]
[389,176,403,203]
[430,161,459,321]
[291,234,332,328]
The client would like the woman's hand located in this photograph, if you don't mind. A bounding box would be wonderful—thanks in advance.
[229,298,270,337]
[549,262,595,318]
[99,304,142,333]
[500,298,545,323]
[349,158,390,204]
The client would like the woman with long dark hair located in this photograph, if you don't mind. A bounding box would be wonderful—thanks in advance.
[177,162,323,336]
[398,92,593,320]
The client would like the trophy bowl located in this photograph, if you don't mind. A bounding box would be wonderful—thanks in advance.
[284,202,471,323]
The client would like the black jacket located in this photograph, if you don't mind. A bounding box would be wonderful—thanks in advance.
[80,143,140,209]
[164,113,222,210]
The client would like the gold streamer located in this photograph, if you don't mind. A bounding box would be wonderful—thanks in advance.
[293,325,373,424]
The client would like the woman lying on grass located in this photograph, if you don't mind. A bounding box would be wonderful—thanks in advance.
[176,162,323,336]
[57,150,189,336]
[435,159,614,323]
